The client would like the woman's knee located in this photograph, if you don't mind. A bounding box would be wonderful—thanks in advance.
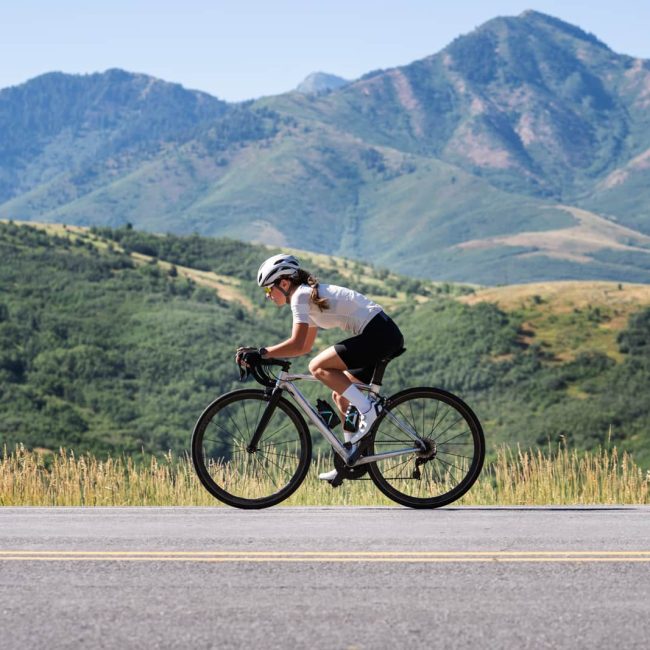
[308,358,325,378]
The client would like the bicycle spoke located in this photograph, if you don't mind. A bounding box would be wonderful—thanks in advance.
[252,453,280,487]
[429,460,445,485]
[436,449,473,461]
[427,398,442,439]
[258,418,293,443]
[408,400,418,435]
[257,448,300,461]
[208,418,244,443]
[394,404,417,434]
[242,401,251,439]
[433,416,466,443]
[376,424,410,446]
[429,406,452,435]
[258,439,301,449]
[435,428,472,447]
[380,455,412,479]
[255,451,293,479]
[226,409,248,444]
[435,455,465,475]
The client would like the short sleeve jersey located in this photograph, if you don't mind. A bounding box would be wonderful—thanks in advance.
[290,283,382,335]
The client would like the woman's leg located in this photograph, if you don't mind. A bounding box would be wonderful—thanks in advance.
[332,371,363,419]
[308,346,353,395]
[309,347,373,419]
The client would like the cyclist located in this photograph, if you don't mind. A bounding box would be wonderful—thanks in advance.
[237,253,404,481]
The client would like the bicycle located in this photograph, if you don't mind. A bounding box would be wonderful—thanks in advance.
[191,348,485,509]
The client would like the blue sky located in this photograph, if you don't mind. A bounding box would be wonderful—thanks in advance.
[2,1,648,102]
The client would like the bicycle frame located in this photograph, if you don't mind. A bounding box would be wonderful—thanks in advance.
[274,370,424,466]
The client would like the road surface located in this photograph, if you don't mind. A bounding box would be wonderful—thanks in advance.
[1,506,649,649]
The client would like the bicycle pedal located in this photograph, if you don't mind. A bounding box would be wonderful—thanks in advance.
[328,473,345,488]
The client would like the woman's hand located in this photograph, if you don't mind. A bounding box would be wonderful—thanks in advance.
[235,346,258,367]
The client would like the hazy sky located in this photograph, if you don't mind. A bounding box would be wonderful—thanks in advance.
[2,1,648,102]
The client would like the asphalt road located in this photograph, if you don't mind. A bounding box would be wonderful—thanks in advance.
[1,506,649,649]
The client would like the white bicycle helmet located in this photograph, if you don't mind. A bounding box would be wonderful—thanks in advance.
[257,253,300,287]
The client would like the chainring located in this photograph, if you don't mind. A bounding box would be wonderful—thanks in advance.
[332,441,371,480]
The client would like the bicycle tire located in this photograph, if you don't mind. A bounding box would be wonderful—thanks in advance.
[367,387,485,509]
[191,388,312,509]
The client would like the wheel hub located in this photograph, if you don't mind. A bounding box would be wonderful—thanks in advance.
[416,438,437,461]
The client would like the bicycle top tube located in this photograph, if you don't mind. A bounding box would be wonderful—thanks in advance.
[281,371,318,383]
[277,370,381,395]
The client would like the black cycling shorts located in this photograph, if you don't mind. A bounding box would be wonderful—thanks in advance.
[334,311,404,384]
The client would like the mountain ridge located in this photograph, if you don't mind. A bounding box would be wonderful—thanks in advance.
[295,72,350,95]
[2,11,650,284]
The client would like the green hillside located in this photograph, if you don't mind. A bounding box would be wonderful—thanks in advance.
[2,222,650,466]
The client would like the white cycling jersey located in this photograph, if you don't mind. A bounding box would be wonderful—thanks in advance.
[291,283,383,335]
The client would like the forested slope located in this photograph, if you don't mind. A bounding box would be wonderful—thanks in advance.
[2,222,650,465]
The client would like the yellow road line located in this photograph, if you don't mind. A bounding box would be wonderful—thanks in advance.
[0,556,650,564]
[1,550,650,556]
[1,550,650,563]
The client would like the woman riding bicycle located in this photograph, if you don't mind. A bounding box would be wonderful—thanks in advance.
[237,253,404,481]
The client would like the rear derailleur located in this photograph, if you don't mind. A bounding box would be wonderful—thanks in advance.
[412,438,437,479]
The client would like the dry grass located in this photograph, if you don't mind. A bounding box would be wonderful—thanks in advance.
[458,280,650,363]
[458,280,650,312]
[1,444,647,507]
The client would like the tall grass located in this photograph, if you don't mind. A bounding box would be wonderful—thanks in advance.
[1,443,648,506]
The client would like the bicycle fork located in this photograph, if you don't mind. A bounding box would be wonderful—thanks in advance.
[246,387,284,452]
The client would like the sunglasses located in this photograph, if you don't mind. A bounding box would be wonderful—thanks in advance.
[264,284,276,297]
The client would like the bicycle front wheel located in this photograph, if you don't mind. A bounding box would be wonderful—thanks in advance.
[191,389,312,509]
[368,387,485,509]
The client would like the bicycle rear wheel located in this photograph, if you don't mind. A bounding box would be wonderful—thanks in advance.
[191,389,312,509]
[368,387,485,508]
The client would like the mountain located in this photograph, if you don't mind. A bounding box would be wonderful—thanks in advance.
[0,70,229,204]
[1,12,650,284]
[295,72,350,95]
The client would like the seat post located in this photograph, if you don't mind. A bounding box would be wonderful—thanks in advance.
[370,359,390,387]
[369,347,406,387]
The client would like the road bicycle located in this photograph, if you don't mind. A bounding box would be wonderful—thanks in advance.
[191,348,485,509]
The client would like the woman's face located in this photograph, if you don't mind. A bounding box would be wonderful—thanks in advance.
[266,279,291,306]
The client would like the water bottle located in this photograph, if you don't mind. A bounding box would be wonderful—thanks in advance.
[316,399,341,429]
[343,405,360,433]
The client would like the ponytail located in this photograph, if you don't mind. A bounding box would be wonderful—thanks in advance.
[292,269,330,311]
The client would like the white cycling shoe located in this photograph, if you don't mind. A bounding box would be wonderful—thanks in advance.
[349,403,382,445]
[319,404,382,481]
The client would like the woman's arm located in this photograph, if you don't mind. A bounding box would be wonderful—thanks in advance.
[262,323,318,359]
